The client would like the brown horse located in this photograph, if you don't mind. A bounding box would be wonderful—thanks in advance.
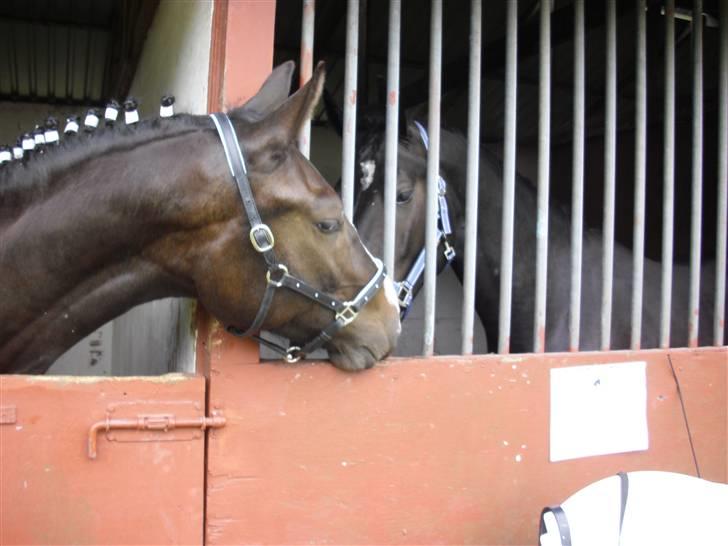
[0,62,400,374]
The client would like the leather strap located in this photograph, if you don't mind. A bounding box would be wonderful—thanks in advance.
[209,112,388,361]
[539,506,572,546]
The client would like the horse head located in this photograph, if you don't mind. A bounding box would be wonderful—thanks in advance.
[354,122,464,293]
[0,62,400,373]
[200,62,402,370]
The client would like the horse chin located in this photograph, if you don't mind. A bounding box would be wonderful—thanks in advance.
[327,343,381,372]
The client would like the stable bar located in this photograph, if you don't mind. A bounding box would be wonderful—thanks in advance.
[533,0,551,353]
[569,0,585,351]
[498,0,518,354]
[461,0,482,355]
[423,0,442,357]
[631,0,647,350]
[688,0,703,347]
[298,0,315,158]
[601,0,617,351]
[341,0,359,220]
[715,0,727,346]
[383,0,401,274]
[660,0,676,348]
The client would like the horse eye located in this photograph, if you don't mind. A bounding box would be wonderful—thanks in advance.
[396,188,414,204]
[316,219,340,233]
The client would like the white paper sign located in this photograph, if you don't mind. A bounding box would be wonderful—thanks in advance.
[550,361,648,462]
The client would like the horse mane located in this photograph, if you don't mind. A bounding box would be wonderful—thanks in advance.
[0,113,212,210]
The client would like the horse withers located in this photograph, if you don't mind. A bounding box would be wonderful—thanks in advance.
[0,62,400,374]
[354,121,725,352]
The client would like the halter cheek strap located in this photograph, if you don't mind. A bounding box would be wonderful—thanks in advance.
[395,121,456,319]
[210,113,387,362]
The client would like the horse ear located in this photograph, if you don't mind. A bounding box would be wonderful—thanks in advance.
[323,87,343,137]
[406,121,427,156]
[231,61,295,118]
[259,61,325,142]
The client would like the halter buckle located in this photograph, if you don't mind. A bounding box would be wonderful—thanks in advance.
[443,242,456,262]
[396,282,414,308]
[285,346,303,363]
[336,305,358,326]
[266,264,289,287]
[250,224,275,253]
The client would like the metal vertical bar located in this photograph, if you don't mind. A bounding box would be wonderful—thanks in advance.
[688,0,703,347]
[660,0,676,348]
[533,0,551,353]
[341,0,359,220]
[631,0,647,350]
[715,0,727,346]
[498,0,518,354]
[383,0,401,274]
[461,0,482,355]
[423,0,442,357]
[569,0,585,351]
[601,0,617,351]
[299,0,315,158]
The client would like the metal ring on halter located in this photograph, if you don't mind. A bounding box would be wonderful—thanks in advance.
[250,224,275,252]
[285,346,303,363]
[266,264,289,287]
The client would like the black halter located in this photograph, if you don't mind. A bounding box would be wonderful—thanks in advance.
[210,113,387,362]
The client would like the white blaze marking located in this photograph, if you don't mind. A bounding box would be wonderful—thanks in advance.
[359,160,376,190]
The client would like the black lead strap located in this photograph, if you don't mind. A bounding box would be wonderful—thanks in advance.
[209,113,387,362]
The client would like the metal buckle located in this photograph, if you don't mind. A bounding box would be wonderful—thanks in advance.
[285,346,303,363]
[250,224,275,253]
[266,264,288,287]
[396,282,414,308]
[335,305,358,326]
[443,242,456,261]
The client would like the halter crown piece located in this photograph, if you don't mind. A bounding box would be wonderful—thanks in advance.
[209,113,387,362]
[394,121,456,318]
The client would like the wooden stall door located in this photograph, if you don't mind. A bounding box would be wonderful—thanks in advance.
[0,374,207,545]
[204,343,726,545]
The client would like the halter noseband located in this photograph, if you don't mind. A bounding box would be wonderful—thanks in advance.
[394,121,456,319]
[210,113,387,363]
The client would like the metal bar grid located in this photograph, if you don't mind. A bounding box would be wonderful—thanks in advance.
[383,0,402,275]
[423,0,443,357]
[660,0,676,348]
[497,0,518,355]
[715,0,728,346]
[631,0,647,350]
[569,0,585,352]
[299,0,316,158]
[601,0,617,351]
[688,0,703,347]
[461,0,482,355]
[533,0,551,353]
[341,0,360,221]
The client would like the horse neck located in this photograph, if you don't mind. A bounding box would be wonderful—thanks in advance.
[441,138,547,320]
[0,127,225,373]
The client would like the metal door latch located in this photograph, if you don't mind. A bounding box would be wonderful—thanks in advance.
[87,403,225,459]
